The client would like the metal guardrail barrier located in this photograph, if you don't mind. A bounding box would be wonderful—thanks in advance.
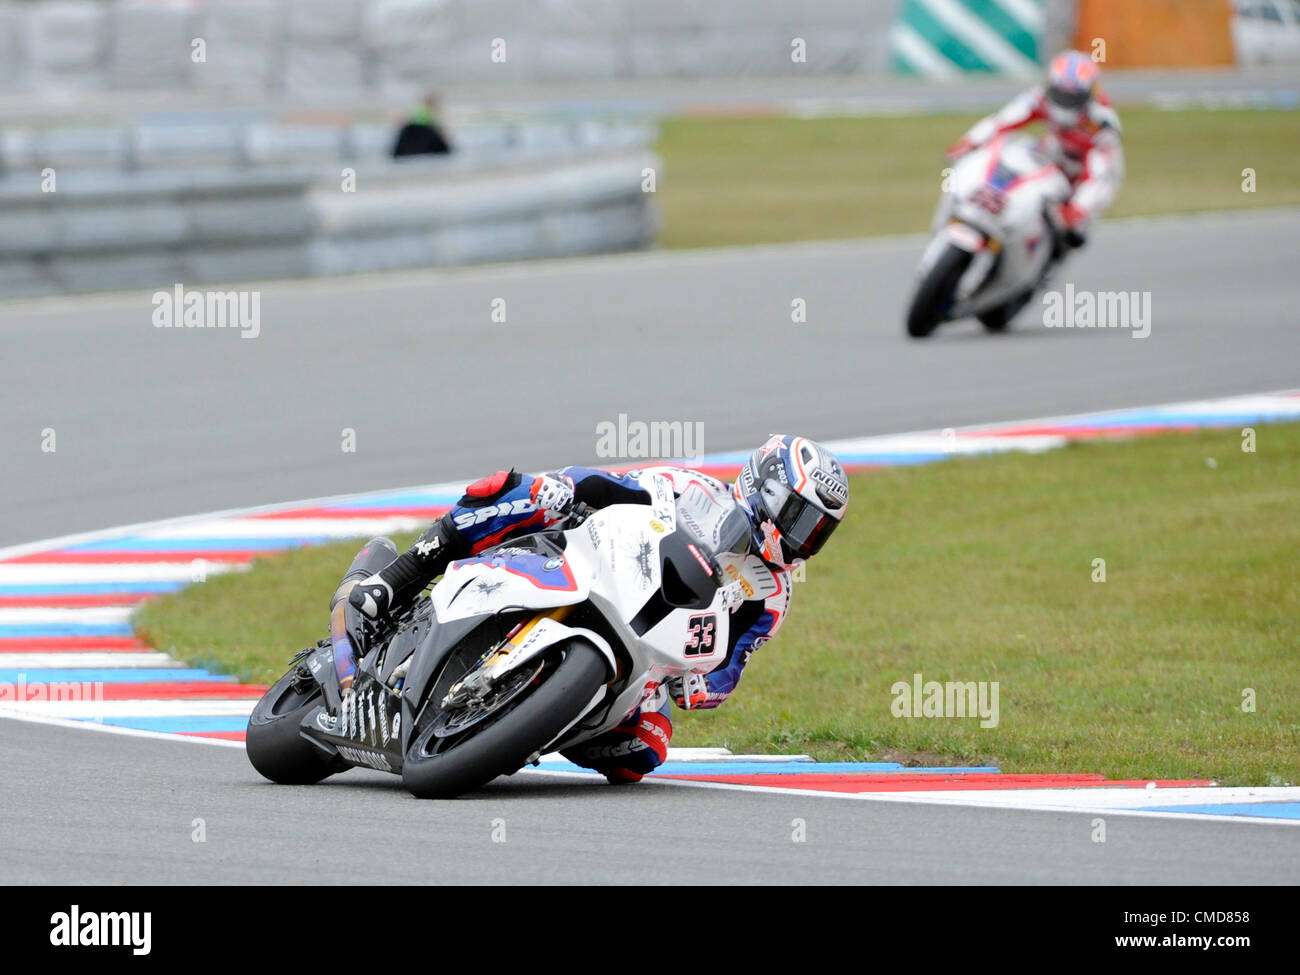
[0,119,657,174]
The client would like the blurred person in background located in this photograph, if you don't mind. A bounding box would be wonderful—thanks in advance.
[392,92,452,157]
[947,50,1123,255]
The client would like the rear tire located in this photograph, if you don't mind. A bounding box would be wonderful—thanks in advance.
[246,668,345,785]
[402,640,607,799]
[906,243,973,338]
[977,288,1033,333]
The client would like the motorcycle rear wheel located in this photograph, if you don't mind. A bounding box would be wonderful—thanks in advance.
[977,287,1034,333]
[402,639,607,799]
[246,667,347,785]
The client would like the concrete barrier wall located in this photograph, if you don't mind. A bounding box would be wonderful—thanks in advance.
[0,140,659,297]
[0,168,317,296]
[0,0,900,96]
[0,117,656,175]
[309,149,658,275]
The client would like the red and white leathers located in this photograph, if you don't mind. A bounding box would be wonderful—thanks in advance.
[948,85,1124,238]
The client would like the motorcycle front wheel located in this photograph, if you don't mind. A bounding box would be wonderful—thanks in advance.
[906,243,973,339]
[401,639,607,799]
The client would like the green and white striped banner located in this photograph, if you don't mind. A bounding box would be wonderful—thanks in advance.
[890,0,1046,78]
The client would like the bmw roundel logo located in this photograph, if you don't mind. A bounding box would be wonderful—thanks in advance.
[544,557,564,571]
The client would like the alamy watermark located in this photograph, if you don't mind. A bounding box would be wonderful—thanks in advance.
[595,414,703,461]
[152,284,261,338]
[1042,284,1151,338]
[890,672,1000,728]
[50,906,151,955]
[0,674,104,709]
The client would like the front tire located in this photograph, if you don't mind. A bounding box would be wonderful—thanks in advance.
[402,640,607,799]
[246,668,345,785]
[906,243,973,338]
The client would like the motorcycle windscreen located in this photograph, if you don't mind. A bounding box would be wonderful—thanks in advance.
[674,482,753,560]
[661,483,754,609]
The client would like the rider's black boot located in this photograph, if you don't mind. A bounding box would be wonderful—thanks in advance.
[348,517,464,622]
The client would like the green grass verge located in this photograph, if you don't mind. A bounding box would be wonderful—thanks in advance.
[655,108,1300,248]
[134,423,1300,785]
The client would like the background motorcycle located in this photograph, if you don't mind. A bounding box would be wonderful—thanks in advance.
[245,478,766,798]
[906,134,1072,339]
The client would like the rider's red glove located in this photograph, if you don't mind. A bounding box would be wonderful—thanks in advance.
[668,673,709,710]
[1054,200,1088,231]
[529,473,575,520]
[1050,201,1090,250]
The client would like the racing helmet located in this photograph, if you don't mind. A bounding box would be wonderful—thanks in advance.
[733,435,849,568]
[1044,51,1099,128]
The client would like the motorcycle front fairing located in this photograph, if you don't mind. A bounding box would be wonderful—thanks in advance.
[393,531,607,749]
[547,494,763,752]
[289,533,583,774]
[433,540,592,622]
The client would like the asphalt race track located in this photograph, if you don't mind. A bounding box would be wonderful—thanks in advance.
[3,208,1297,548]
[4,720,1297,884]
[2,207,1299,883]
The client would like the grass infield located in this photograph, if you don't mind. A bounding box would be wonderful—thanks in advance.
[655,108,1300,248]
[134,423,1300,785]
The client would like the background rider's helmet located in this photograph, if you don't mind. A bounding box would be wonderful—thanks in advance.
[732,435,850,568]
[1044,51,1099,130]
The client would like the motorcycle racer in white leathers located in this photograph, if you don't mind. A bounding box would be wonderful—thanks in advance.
[348,435,851,782]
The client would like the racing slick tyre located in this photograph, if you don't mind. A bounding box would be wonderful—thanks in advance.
[402,639,607,800]
[906,244,973,338]
[246,667,347,785]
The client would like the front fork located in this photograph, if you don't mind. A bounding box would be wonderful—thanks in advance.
[443,605,575,707]
[924,220,1000,306]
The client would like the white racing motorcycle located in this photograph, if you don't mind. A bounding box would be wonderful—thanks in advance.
[246,475,772,798]
[906,134,1072,338]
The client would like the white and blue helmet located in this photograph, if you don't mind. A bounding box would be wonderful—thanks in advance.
[733,435,849,567]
